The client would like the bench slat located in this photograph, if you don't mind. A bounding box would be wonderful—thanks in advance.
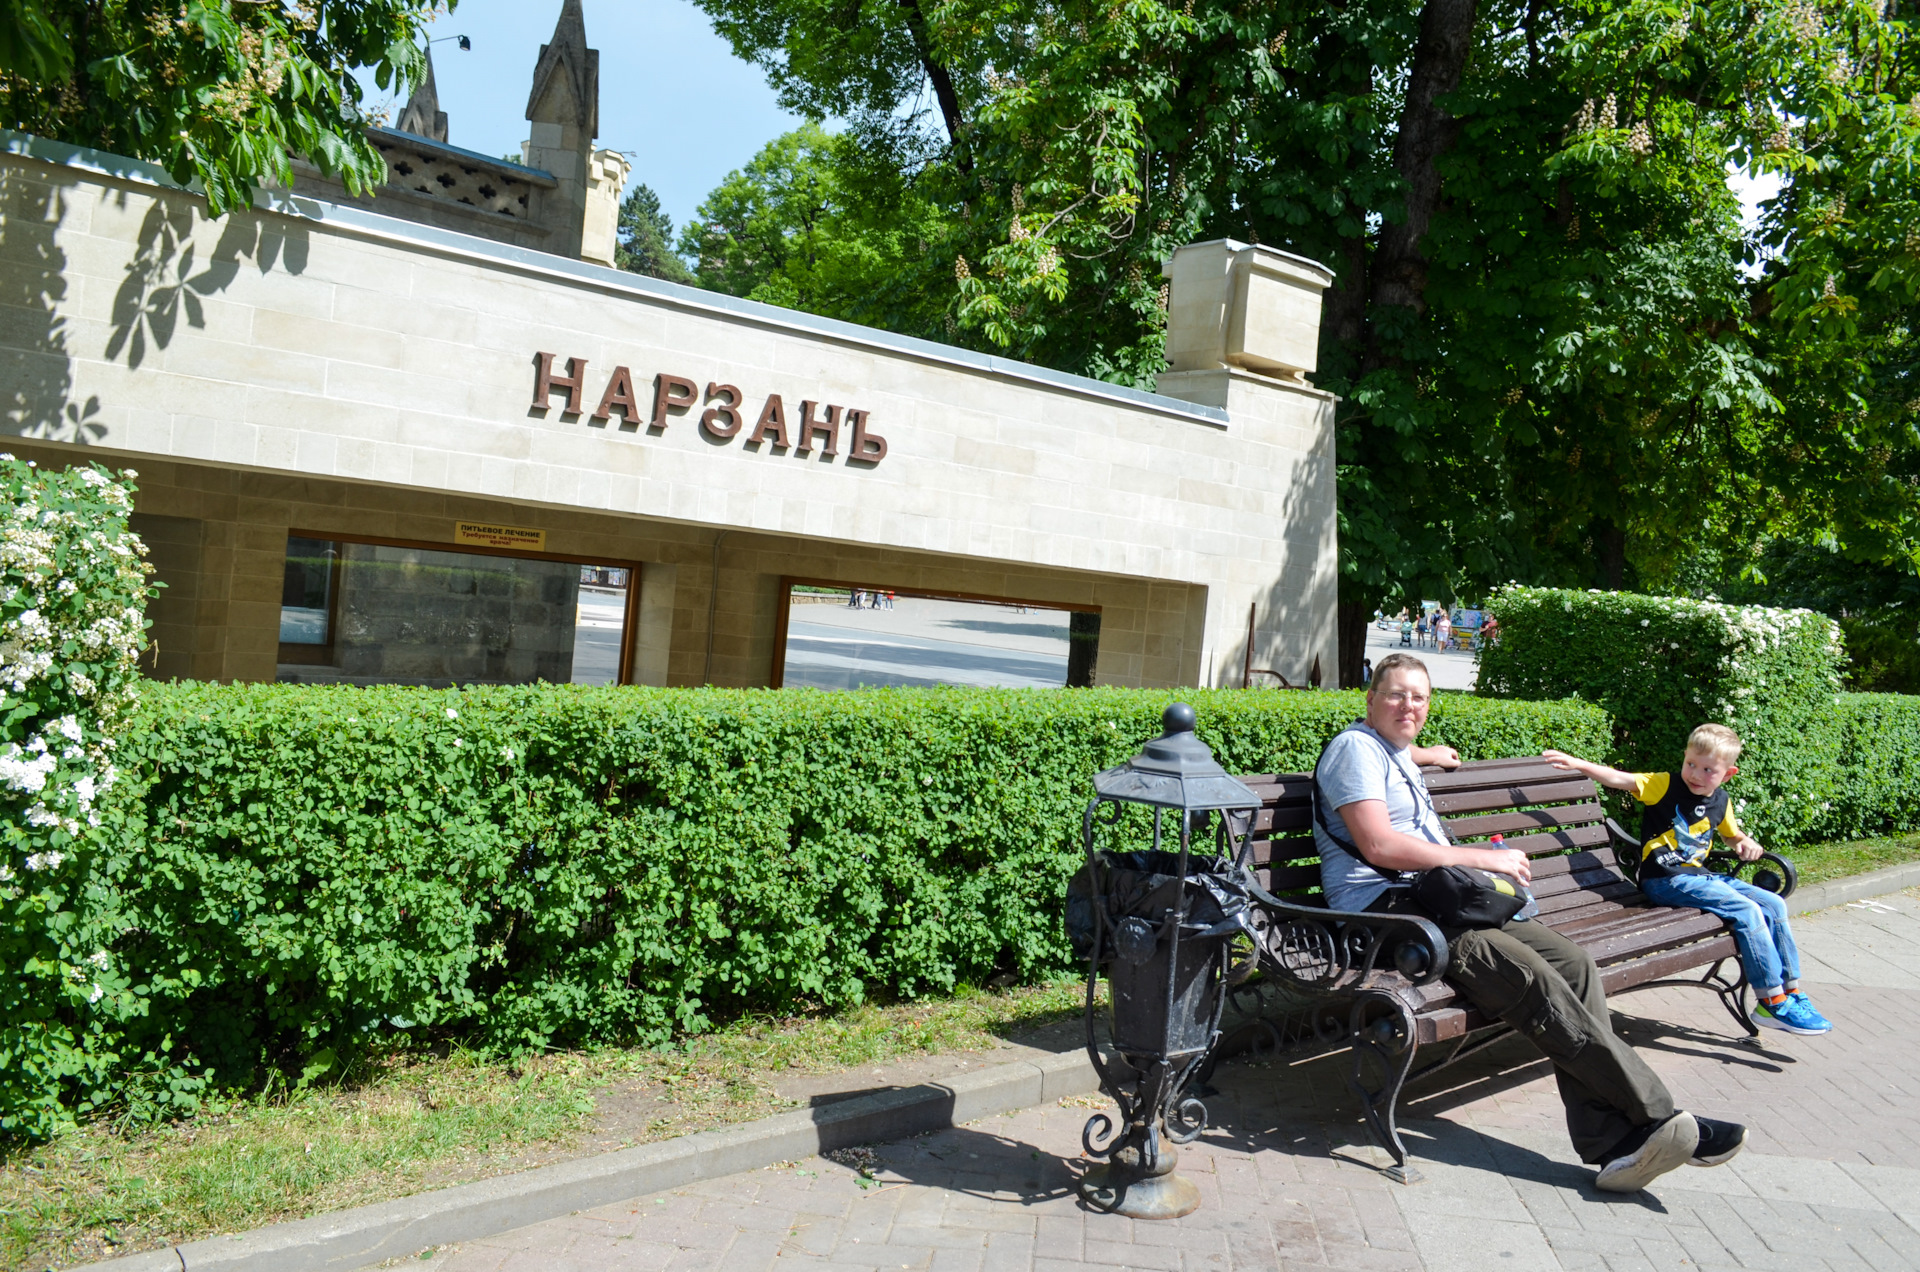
[1433,780,1601,815]
[1600,933,1740,992]
[1443,802,1607,839]
[1584,912,1729,966]
[1426,770,1594,799]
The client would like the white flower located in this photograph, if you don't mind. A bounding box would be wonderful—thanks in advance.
[77,469,109,488]
[446,708,459,719]
[502,747,515,760]
[1640,620,1649,627]
[24,849,64,870]
[452,738,463,747]
[88,950,110,969]
[53,715,83,744]
[87,983,104,1004]
[0,742,58,793]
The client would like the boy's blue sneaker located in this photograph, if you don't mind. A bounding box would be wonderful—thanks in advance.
[1753,995,1832,1035]
[1787,992,1834,1032]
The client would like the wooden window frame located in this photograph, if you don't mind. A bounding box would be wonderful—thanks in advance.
[279,529,644,685]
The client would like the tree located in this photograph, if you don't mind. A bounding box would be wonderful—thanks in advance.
[615,183,694,283]
[678,120,953,335]
[1,0,447,214]
[690,0,1920,683]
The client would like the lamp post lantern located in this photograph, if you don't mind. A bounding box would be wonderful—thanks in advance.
[1072,702,1261,1219]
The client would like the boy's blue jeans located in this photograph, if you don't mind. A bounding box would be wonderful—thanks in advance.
[1640,872,1800,997]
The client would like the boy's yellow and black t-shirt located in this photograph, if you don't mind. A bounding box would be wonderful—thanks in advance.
[1630,771,1740,880]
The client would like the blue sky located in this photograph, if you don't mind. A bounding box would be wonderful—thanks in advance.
[362,0,804,236]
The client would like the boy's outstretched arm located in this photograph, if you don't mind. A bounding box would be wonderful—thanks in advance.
[1541,749,1639,792]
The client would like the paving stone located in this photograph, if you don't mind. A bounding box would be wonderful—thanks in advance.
[402,892,1920,1272]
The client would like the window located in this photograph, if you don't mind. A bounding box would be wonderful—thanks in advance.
[774,581,1099,689]
[276,535,635,687]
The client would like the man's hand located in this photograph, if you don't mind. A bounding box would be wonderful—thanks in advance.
[1732,837,1764,863]
[1483,846,1532,885]
[1412,744,1461,769]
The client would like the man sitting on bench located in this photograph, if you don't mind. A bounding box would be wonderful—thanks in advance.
[1313,652,1748,1192]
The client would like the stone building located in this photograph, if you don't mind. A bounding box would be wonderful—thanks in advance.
[0,4,1339,693]
[289,0,631,267]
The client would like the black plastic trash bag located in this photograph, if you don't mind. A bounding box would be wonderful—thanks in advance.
[1065,850,1257,962]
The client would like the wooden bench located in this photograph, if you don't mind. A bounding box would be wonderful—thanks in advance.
[1224,755,1796,1183]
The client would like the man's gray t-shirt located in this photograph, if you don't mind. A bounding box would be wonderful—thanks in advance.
[1314,723,1447,912]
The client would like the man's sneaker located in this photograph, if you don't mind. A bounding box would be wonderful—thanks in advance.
[1595,1112,1699,1193]
[1754,995,1833,1035]
[1787,992,1834,1032]
[1689,1116,1747,1167]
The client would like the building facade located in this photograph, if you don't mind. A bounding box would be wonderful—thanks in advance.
[0,7,1338,693]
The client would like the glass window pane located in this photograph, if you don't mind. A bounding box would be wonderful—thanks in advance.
[780,586,1097,689]
[277,537,630,686]
[280,537,335,645]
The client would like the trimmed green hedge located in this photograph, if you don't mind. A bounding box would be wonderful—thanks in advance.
[1478,586,1844,844]
[20,683,1607,1136]
[1814,692,1920,842]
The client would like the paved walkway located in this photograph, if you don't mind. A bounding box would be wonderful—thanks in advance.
[406,892,1920,1271]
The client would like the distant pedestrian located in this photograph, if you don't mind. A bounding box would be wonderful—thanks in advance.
[1436,612,1452,649]
[1415,616,1428,647]
[1362,657,1373,685]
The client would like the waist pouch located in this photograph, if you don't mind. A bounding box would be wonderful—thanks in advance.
[1412,865,1528,929]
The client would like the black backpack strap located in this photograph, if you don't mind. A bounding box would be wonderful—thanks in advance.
[1311,725,1449,884]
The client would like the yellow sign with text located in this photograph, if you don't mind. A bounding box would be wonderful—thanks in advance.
[455,521,547,551]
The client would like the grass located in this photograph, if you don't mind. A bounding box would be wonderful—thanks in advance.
[1784,828,1920,888]
[0,977,1093,1272]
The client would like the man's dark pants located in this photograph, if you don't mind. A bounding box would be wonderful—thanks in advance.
[1373,896,1675,1162]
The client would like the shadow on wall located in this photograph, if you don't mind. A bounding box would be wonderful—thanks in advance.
[0,170,95,442]
[2,168,313,444]
[1228,413,1335,690]
[105,193,311,370]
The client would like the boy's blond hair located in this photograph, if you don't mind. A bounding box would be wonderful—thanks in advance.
[1687,723,1743,763]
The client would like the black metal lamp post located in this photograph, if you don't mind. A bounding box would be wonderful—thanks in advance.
[1075,702,1261,1219]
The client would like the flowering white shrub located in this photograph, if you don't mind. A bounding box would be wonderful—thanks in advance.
[0,459,147,848]
[0,456,153,1138]
[1477,585,1845,845]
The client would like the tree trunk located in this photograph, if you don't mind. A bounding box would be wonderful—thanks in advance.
[1338,598,1369,689]
[895,0,968,156]
[1364,0,1478,357]
[1593,518,1626,590]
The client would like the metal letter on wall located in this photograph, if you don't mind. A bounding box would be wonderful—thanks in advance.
[749,394,792,449]
[593,365,642,423]
[701,383,744,439]
[847,409,888,464]
[531,351,587,414]
[651,374,698,428]
[794,401,841,457]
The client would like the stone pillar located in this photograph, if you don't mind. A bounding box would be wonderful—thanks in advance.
[1154,240,1339,688]
[580,148,631,268]
[521,0,599,262]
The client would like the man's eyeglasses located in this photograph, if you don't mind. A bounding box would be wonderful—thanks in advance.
[1376,691,1430,707]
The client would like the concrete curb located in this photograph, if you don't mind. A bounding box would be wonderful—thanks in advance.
[79,1049,1100,1272]
[1789,859,1920,915]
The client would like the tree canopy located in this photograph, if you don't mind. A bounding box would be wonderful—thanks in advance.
[1,0,446,214]
[688,0,1920,681]
[616,182,694,283]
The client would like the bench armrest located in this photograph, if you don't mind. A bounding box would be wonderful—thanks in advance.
[1705,849,1799,898]
[1612,817,1798,898]
[1246,883,1450,989]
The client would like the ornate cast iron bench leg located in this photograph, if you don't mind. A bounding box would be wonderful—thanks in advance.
[1345,989,1423,1184]
[1616,955,1759,1041]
